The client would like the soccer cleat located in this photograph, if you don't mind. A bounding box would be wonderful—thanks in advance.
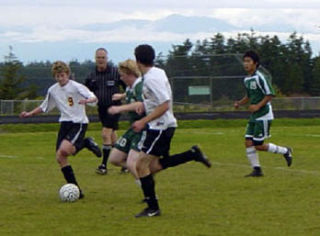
[84,137,102,158]
[135,207,161,218]
[120,166,129,174]
[79,190,85,199]
[191,145,211,168]
[95,164,107,175]
[245,167,263,177]
[283,147,293,167]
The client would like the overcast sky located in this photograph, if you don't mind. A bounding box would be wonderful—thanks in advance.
[0,0,319,63]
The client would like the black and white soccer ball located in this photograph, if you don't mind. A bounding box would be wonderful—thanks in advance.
[59,183,80,202]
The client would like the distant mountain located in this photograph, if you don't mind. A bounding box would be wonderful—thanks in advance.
[152,14,238,33]
[79,14,238,33]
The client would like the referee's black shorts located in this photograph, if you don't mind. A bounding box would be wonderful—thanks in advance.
[141,126,175,157]
[98,105,120,130]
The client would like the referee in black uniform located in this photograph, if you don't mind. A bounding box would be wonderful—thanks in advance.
[85,48,126,174]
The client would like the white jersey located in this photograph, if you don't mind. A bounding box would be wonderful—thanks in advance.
[142,67,177,130]
[40,80,97,123]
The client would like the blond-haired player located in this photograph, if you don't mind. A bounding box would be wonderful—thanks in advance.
[20,61,101,198]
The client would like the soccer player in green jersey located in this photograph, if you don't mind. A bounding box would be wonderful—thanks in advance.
[107,59,144,179]
[234,51,293,177]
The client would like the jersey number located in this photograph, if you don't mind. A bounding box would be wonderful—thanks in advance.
[68,97,74,106]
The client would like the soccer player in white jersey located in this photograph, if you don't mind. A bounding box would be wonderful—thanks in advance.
[19,61,101,198]
[131,45,211,218]
[234,51,293,177]
[108,59,212,193]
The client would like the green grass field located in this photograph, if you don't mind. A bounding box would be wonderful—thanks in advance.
[0,119,320,236]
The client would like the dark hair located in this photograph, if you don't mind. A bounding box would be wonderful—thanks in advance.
[96,48,108,54]
[134,44,155,66]
[243,50,260,67]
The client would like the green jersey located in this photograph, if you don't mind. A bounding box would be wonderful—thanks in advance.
[126,78,144,124]
[244,70,275,121]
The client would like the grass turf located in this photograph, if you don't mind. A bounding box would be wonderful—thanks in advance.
[0,119,319,235]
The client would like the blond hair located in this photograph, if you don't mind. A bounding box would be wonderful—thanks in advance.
[118,59,141,78]
[51,61,70,77]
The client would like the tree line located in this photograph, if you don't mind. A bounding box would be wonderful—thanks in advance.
[1,31,320,100]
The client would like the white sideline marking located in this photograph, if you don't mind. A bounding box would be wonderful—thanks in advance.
[305,134,320,137]
[0,154,17,159]
[179,131,224,135]
[213,161,320,176]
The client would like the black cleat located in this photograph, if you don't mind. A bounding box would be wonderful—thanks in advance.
[120,166,129,174]
[283,147,293,167]
[79,189,85,199]
[84,137,102,158]
[191,145,211,168]
[95,164,107,175]
[245,167,263,177]
[141,198,148,204]
[135,207,161,218]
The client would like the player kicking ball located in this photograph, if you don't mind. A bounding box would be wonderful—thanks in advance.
[20,61,101,198]
[234,51,293,177]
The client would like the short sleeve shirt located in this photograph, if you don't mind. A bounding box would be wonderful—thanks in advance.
[244,70,275,121]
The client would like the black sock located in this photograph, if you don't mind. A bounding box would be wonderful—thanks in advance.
[140,174,159,210]
[61,165,79,187]
[102,145,112,166]
[159,149,194,169]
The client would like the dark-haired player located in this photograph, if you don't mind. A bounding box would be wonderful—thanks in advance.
[131,44,211,217]
[234,50,293,177]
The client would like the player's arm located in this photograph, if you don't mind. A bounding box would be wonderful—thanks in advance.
[234,95,249,109]
[19,107,43,118]
[248,95,272,113]
[108,102,142,115]
[77,83,98,106]
[132,101,169,132]
[78,96,98,105]
[112,93,126,101]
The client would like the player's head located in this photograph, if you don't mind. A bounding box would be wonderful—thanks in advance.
[118,59,141,78]
[118,59,141,86]
[52,61,70,85]
[243,50,260,73]
[52,61,70,77]
[95,48,108,70]
[134,44,155,67]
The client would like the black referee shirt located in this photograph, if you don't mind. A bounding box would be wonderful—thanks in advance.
[84,64,125,107]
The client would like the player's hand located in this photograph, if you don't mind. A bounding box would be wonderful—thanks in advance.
[248,104,259,113]
[132,120,146,132]
[78,99,87,105]
[19,111,31,118]
[234,101,240,109]
[112,93,124,101]
[108,106,120,115]
[135,102,145,115]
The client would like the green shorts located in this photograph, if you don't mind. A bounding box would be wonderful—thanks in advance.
[114,128,143,154]
[245,120,272,143]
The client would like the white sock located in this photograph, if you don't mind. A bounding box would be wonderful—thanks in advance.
[267,143,288,154]
[135,179,141,187]
[246,147,260,167]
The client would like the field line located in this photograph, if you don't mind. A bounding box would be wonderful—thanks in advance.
[0,154,18,159]
[213,161,320,176]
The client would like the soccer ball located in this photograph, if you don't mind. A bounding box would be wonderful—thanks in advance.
[59,183,80,202]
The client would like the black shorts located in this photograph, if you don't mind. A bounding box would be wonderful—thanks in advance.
[141,127,175,157]
[56,122,88,151]
[98,105,120,130]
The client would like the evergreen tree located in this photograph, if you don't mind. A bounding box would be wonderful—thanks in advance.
[0,46,37,99]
